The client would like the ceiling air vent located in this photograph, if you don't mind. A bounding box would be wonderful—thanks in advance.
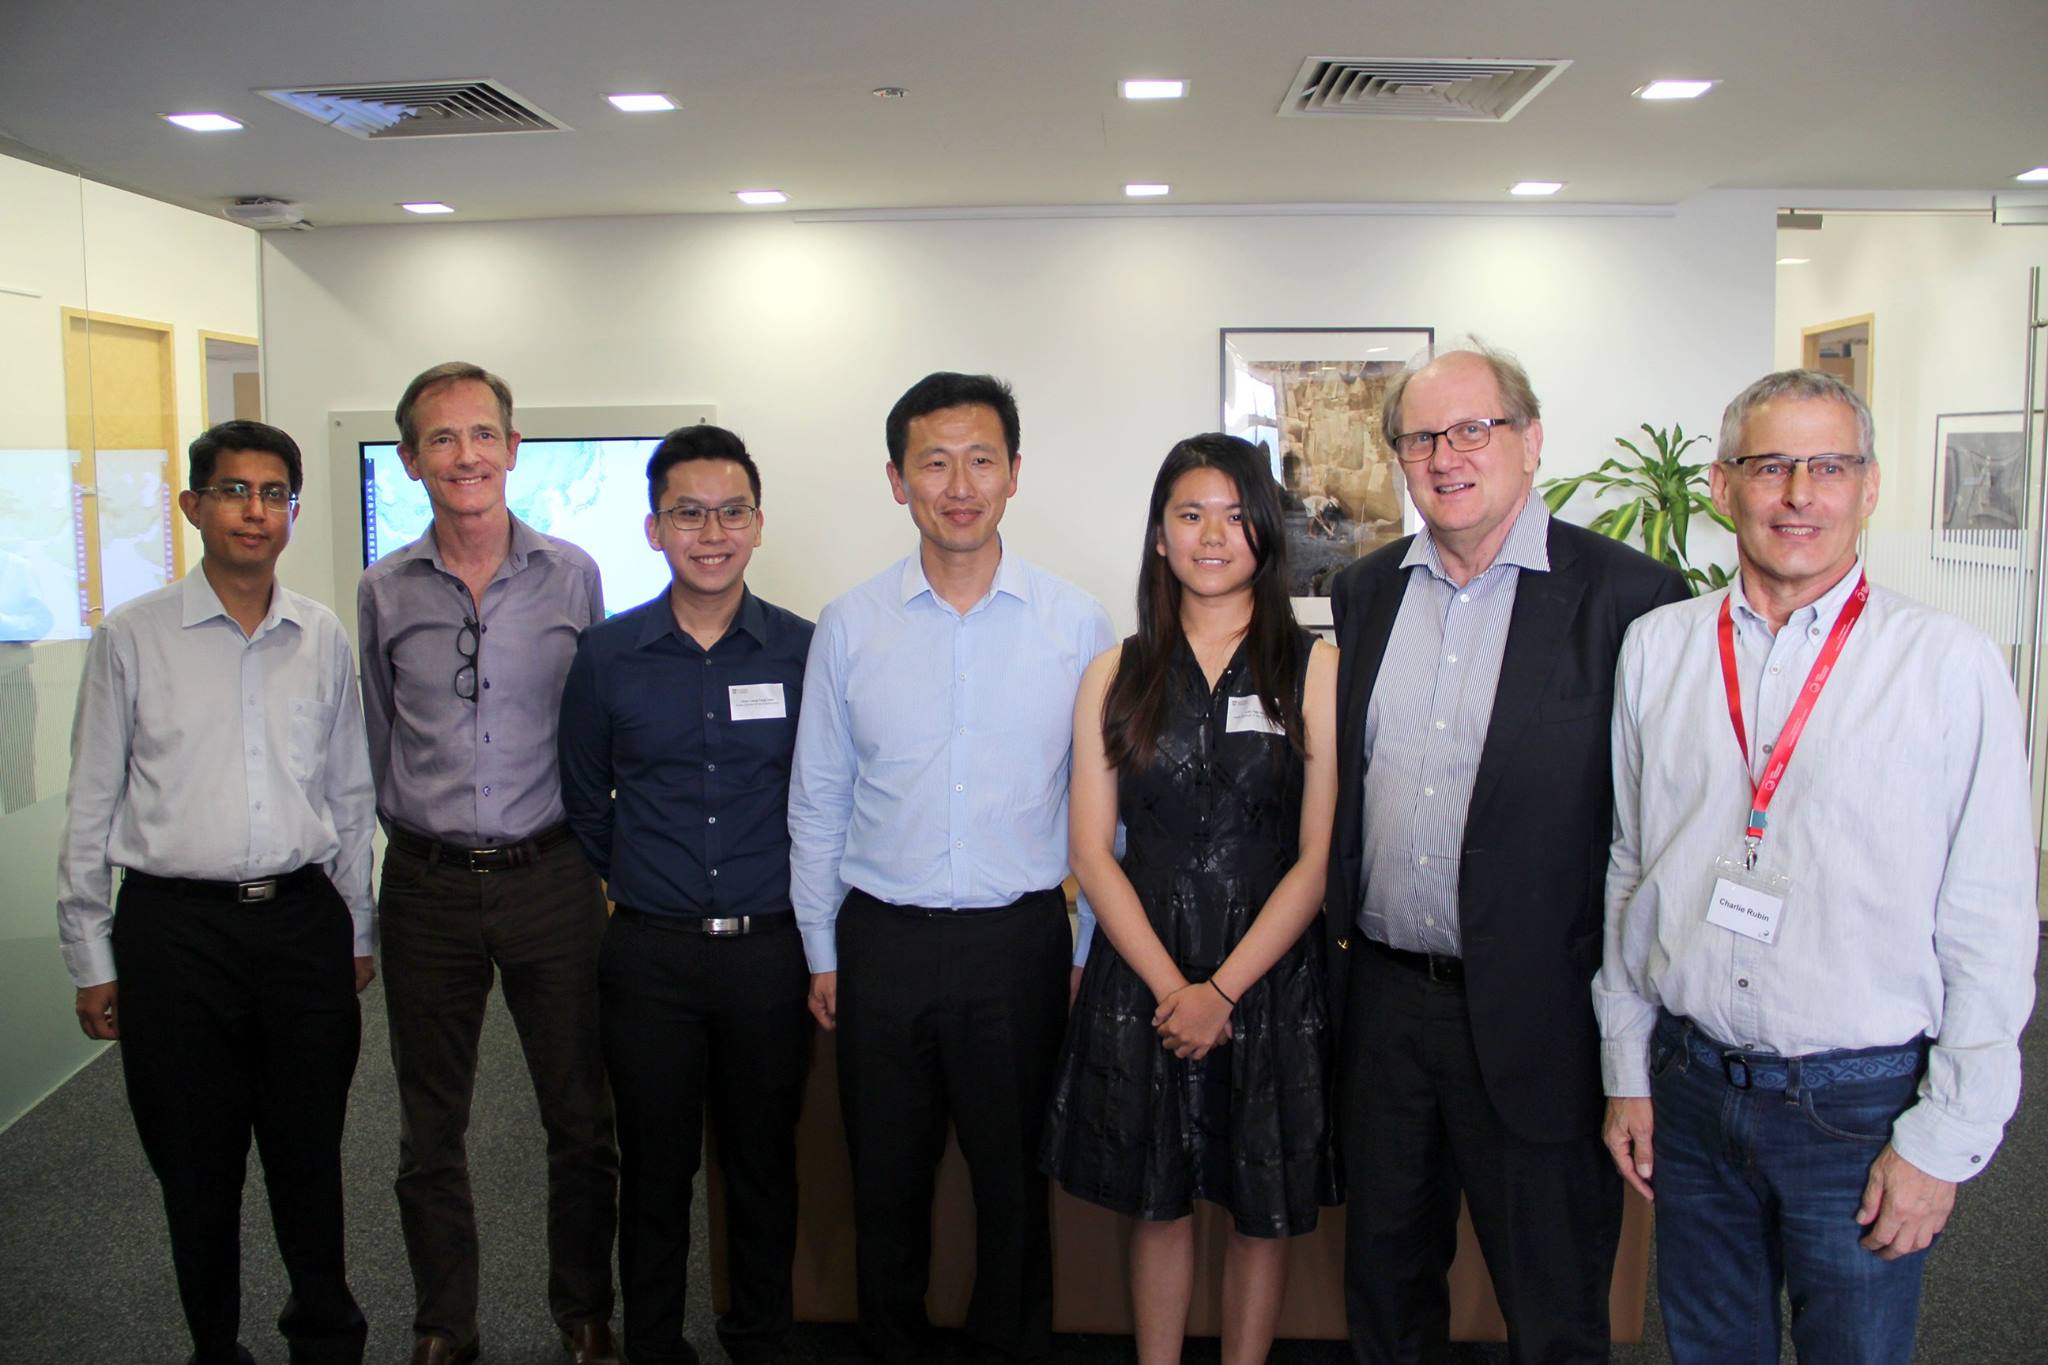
[1279,57,1570,122]
[258,79,568,140]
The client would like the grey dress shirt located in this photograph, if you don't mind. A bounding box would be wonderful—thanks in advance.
[358,513,604,845]
[1597,563,2039,1182]
[1359,495,1551,956]
[58,570,377,986]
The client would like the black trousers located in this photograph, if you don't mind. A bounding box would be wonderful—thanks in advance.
[379,831,617,1348]
[1340,945,1622,1365]
[835,887,1069,1365]
[113,869,367,1365]
[599,908,814,1365]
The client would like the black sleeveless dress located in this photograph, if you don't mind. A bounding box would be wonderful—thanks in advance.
[1041,629,1337,1237]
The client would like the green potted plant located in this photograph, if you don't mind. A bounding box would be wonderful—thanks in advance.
[1539,423,1734,595]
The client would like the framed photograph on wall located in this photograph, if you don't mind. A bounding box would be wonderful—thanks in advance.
[1932,410,2040,566]
[1219,327,1434,624]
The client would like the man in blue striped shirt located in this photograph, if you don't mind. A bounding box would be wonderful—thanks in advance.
[789,372,1115,1365]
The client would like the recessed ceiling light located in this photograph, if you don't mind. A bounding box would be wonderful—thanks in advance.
[1124,182,1171,197]
[1776,257,1811,266]
[2017,167,2048,182]
[1633,79,1717,101]
[1120,78,1188,101]
[1510,181,1564,196]
[400,202,456,215]
[605,92,676,113]
[734,189,788,205]
[163,112,243,132]
[1365,347,1389,354]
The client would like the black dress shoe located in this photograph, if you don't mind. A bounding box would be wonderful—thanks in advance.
[408,1334,480,1365]
[564,1321,622,1365]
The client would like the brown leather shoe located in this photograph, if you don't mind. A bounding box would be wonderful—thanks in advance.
[563,1321,621,1365]
[407,1335,479,1365]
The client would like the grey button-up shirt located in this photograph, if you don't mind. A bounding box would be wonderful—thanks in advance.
[358,513,604,845]
[1358,494,1550,956]
[1597,562,2038,1182]
[59,570,377,985]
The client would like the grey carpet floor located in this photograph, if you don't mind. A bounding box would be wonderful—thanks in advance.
[3,948,2043,1363]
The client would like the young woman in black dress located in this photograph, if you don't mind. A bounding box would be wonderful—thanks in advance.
[1043,433,1339,1364]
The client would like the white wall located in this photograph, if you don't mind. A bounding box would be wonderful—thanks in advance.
[1774,214,2048,532]
[262,193,1777,627]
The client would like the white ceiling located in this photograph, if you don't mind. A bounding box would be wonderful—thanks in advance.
[2,0,2044,227]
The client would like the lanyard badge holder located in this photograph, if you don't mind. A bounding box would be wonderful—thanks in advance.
[1705,576,1868,947]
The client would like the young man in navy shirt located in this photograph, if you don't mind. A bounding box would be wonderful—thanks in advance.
[559,424,814,1365]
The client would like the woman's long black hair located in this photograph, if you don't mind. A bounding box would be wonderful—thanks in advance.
[1101,433,1303,769]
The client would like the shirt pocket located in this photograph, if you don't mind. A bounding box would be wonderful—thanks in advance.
[287,697,337,783]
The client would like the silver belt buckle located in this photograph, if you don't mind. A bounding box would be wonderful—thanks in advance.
[237,878,279,904]
[703,917,747,936]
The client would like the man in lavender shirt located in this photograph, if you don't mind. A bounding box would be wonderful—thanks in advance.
[358,362,619,1365]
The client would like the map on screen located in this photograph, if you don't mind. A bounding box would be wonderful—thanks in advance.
[361,438,671,614]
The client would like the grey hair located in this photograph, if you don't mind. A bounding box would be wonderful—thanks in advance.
[395,361,515,450]
[1717,369,1875,462]
[1379,339,1542,450]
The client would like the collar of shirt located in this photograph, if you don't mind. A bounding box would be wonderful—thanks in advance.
[1729,556,1867,640]
[389,510,555,581]
[897,539,1031,614]
[179,567,299,638]
[631,585,768,653]
[1401,490,1552,587]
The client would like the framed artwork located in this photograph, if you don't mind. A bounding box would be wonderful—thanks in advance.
[1219,327,1434,624]
[1932,410,2040,565]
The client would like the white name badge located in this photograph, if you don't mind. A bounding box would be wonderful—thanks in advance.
[1225,694,1286,735]
[728,682,787,721]
[1704,853,1790,945]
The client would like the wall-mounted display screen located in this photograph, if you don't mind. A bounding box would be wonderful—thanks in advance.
[360,437,671,613]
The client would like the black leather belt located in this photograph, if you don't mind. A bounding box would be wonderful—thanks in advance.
[614,905,795,937]
[386,821,575,873]
[126,865,328,904]
[1369,938,1465,984]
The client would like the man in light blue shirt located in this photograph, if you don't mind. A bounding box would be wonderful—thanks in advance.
[789,372,1114,1365]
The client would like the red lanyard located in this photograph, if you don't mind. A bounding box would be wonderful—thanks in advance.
[1716,574,1867,865]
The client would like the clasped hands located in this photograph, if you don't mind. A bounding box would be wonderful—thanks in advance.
[1153,979,1233,1059]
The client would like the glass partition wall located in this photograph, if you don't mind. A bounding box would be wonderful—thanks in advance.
[1776,212,2048,918]
[0,154,263,1130]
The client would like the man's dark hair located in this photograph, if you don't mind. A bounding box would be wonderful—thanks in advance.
[394,361,515,450]
[646,423,762,511]
[189,420,304,494]
[884,372,1020,470]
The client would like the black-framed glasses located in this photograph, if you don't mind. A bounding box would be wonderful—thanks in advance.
[656,503,759,532]
[1724,454,1870,487]
[1390,418,1518,463]
[455,617,483,703]
[195,480,298,510]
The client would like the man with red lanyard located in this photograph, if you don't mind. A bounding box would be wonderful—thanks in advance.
[1595,368,2038,1364]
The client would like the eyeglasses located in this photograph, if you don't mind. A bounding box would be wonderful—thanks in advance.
[656,503,759,532]
[1724,454,1870,486]
[1390,418,1517,463]
[195,480,298,510]
[455,617,483,703]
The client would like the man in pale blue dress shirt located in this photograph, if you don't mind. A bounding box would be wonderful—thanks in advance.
[789,372,1114,1365]
[59,420,375,1365]
[1598,369,2038,1364]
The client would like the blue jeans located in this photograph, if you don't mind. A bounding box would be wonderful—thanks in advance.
[1649,1013,1930,1365]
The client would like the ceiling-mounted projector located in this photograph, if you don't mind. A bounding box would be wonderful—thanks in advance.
[223,197,311,230]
